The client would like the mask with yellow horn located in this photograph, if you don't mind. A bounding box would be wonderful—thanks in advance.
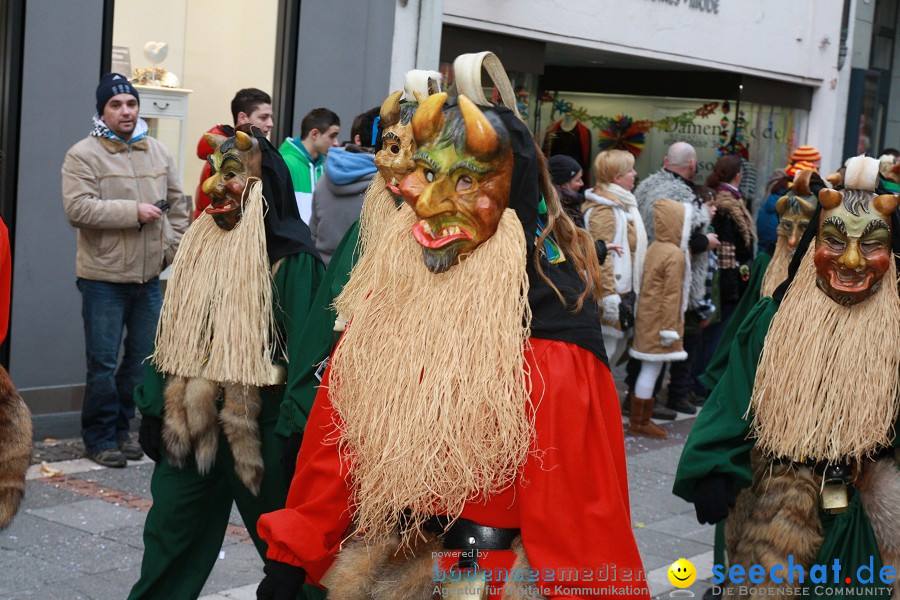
[399,93,514,274]
[374,89,419,199]
[201,129,261,231]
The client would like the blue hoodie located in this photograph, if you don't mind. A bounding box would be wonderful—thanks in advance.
[309,147,378,265]
[324,147,377,184]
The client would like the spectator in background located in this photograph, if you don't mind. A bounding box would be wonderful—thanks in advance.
[693,155,755,383]
[755,168,791,248]
[582,149,647,367]
[628,198,694,439]
[62,73,190,468]
[549,154,585,226]
[628,142,718,417]
[279,108,341,224]
[309,107,379,266]
[193,88,275,219]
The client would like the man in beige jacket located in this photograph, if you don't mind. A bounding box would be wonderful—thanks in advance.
[62,73,189,468]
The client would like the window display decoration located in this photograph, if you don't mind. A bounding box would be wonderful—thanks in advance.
[540,91,724,158]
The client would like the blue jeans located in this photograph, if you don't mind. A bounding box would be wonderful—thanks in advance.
[77,277,162,454]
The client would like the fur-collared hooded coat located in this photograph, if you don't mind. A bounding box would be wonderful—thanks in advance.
[630,198,692,362]
[634,169,710,310]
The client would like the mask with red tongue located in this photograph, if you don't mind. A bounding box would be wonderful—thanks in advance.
[399,93,514,274]
[200,129,261,231]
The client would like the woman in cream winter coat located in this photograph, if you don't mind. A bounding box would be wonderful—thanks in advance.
[627,198,692,439]
[582,150,648,365]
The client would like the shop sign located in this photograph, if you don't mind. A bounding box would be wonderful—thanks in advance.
[648,0,720,15]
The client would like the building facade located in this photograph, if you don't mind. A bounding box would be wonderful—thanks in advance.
[0,0,894,419]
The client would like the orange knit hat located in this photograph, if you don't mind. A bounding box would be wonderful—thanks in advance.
[790,145,821,163]
[786,160,818,178]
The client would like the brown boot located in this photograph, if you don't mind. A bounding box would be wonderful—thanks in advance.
[628,396,668,439]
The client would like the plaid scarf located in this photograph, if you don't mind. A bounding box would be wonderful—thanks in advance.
[90,114,148,144]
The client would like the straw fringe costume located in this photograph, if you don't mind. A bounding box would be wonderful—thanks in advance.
[128,130,325,600]
[701,171,819,390]
[674,159,900,600]
[256,57,649,600]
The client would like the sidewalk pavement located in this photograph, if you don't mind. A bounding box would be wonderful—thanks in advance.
[4,408,714,599]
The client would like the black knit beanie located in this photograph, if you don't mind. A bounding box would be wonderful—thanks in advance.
[96,73,139,115]
[548,154,582,185]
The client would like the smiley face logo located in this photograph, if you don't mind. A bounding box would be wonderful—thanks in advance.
[667,558,696,588]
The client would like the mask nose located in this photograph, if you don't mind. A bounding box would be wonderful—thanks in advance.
[201,176,224,200]
[840,239,863,269]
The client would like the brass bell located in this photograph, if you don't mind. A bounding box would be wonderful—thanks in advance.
[821,483,849,513]
[820,463,852,514]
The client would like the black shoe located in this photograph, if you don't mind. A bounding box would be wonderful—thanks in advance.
[667,397,697,415]
[87,448,127,468]
[651,404,677,420]
[118,438,144,461]
[689,391,708,407]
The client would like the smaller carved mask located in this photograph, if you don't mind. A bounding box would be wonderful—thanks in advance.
[398,93,514,274]
[775,193,816,251]
[201,130,262,231]
[814,188,897,306]
[375,90,418,200]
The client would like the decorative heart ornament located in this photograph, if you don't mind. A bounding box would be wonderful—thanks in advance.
[143,41,168,65]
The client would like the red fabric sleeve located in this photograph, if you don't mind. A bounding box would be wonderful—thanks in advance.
[256,365,353,584]
[518,339,650,599]
[0,218,10,344]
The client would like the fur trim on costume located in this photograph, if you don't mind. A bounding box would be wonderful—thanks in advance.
[220,383,264,495]
[184,377,219,475]
[161,376,190,467]
[714,191,755,249]
[319,532,443,600]
[628,348,687,362]
[0,366,30,530]
[501,537,548,599]
[320,534,549,600]
[859,456,900,599]
[725,456,822,599]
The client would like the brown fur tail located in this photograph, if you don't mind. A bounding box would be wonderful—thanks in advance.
[726,460,822,599]
[859,457,900,600]
[162,376,190,467]
[220,384,263,495]
[183,377,219,475]
[0,365,31,530]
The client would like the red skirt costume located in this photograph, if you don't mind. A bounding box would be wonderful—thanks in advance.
[258,337,649,599]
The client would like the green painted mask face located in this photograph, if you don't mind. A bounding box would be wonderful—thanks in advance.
[201,130,261,231]
[814,188,896,306]
[775,193,816,251]
[398,93,514,274]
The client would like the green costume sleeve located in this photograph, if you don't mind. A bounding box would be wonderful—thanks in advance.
[134,360,166,419]
[699,251,772,390]
[271,251,327,437]
[275,222,361,439]
[673,296,778,503]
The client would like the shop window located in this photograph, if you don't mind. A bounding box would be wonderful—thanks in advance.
[112,0,278,212]
[534,90,807,206]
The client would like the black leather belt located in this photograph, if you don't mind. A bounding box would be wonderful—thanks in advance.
[443,517,520,551]
[401,513,520,552]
